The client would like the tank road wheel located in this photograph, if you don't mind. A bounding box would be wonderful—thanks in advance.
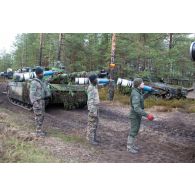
[165,92,172,100]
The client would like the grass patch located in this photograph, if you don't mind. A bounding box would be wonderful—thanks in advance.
[48,129,86,144]
[0,136,60,163]
[99,87,195,113]
[185,105,195,113]
[0,107,60,163]
[0,107,34,131]
[99,87,108,101]
[145,97,195,109]
[99,87,130,105]
[0,78,6,82]
[144,97,184,108]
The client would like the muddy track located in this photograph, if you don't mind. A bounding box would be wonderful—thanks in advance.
[1,81,195,162]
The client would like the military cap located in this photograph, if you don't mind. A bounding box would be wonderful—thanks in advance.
[89,74,98,83]
[35,67,43,75]
[133,78,143,88]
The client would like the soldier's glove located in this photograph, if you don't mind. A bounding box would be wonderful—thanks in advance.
[147,114,154,121]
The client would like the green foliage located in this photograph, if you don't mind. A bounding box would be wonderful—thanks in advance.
[0,53,13,71]
[0,33,194,81]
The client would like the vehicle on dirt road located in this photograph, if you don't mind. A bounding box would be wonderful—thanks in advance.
[7,70,88,110]
[117,77,191,99]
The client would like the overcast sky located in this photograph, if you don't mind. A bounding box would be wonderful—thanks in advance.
[0,33,18,53]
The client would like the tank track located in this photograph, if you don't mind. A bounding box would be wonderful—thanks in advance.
[7,96,32,111]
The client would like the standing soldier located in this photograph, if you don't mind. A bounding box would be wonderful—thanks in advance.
[127,78,154,154]
[30,67,50,137]
[86,74,100,145]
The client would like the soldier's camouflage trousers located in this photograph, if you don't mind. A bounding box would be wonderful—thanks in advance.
[86,111,99,142]
[33,99,45,131]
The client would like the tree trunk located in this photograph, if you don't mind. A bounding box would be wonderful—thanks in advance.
[108,33,116,101]
[110,33,116,65]
[39,33,44,66]
[57,33,64,62]
[169,33,173,49]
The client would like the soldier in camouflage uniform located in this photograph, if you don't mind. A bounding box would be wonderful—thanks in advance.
[127,78,154,154]
[30,67,51,137]
[86,74,100,145]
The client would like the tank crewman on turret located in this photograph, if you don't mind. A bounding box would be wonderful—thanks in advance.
[127,78,154,154]
[86,74,100,145]
[30,67,51,137]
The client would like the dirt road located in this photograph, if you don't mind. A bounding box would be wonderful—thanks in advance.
[1,82,195,162]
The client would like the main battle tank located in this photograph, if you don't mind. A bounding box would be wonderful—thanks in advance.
[144,81,188,99]
[117,78,189,99]
[7,70,88,110]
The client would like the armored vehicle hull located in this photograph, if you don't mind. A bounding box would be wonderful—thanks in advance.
[7,71,88,110]
[7,80,32,110]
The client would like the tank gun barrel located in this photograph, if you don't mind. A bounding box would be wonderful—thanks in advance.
[75,78,112,86]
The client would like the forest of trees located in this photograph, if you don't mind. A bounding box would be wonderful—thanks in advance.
[0,33,194,80]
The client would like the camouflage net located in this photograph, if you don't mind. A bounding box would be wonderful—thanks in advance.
[48,71,99,85]
[51,89,87,110]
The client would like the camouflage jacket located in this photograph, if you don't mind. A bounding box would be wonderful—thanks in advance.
[130,88,148,117]
[87,84,100,115]
[30,78,51,104]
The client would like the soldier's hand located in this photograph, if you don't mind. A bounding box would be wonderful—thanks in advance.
[147,113,154,121]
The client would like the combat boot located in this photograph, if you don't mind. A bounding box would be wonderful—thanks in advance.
[127,136,138,154]
[87,131,100,145]
[36,130,47,137]
[132,139,139,151]
[90,140,99,145]
[42,130,47,136]
[94,133,101,144]
[127,136,139,150]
